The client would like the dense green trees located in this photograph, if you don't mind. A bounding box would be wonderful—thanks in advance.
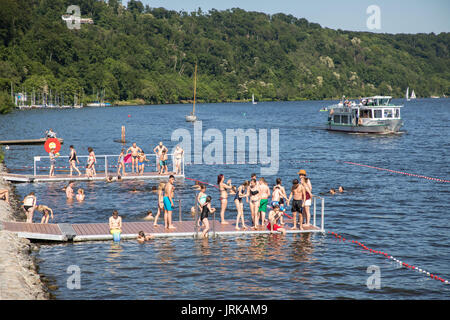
[0,0,448,112]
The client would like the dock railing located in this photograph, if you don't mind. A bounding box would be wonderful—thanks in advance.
[312,195,325,232]
[32,153,184,177]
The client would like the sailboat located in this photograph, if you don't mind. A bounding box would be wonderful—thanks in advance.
[406,87,410,101]
[410,90,416,99]
[252,93,257,105]
[186,64,198,122]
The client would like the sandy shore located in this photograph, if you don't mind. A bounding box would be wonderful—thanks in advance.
[0,163,49,300]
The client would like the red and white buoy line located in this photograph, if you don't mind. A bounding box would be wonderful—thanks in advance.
[329,230,449,285]
[340,161,450,183]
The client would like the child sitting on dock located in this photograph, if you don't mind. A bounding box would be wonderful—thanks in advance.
[137,231,154,243]
[36,205,54,224]
[267,204,286,235]
[109,210,122,235]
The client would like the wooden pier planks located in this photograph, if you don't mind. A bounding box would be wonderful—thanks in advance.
[1,220,322,242]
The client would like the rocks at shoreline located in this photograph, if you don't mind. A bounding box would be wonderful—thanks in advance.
[0,164,49,300]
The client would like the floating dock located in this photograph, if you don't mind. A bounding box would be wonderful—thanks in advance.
[0,220,323,242]
[0,138,64,145]
[0,171,184,183]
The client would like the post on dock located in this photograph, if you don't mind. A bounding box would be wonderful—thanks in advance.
[321,198,325,232]
[33,156,39,176]
[179,199,182,222]
[104,155,108,177]
[313,197,317,227]
[121,126,125,143]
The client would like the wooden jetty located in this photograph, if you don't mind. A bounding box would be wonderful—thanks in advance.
[0,219,324,242]
[0,138,64,145]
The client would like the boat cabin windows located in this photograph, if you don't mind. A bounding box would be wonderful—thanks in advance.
[373,109,382,119]
[395,108,400,118]
[341,115,349,124]
[360,109,372,118]
[333,115,341,123]
[384,109,393,118]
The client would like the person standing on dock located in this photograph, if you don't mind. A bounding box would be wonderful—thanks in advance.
[234,181,249,230]
[22,192,37,223]
[159,149,169,175]
[127,142,142,174]
[163,175,176,229]
[173,145,184,175]
[199,196,216,238]
[287,179,305,230]
[299,170,312,227]
[48,148,59,176]
[87,147,96,177]
[154,182,165,227]
[117,149,126,177]
[109,210,122,235]
[257,178,271,226]
[218,174,233,225]
[69,145,82,176]
[138,150,150,175]
[249,179,260,229]
[153,142,168,173]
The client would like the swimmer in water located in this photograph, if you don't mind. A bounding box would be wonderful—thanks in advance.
[144,210,154,220]
[65,181,75,199]
[76,188,85,201]
[338,186,344,193]
[137,231,154,243]
[329,188,336,195]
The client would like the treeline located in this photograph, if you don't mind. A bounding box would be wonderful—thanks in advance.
[0,0,449,110]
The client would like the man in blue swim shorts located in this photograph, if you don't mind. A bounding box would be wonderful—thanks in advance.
[163,175,176,229]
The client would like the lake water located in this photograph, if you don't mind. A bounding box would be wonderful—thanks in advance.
[0,99,449,299]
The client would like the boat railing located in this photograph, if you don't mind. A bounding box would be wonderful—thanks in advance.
[32,153,185,177]
[312,195,325,232]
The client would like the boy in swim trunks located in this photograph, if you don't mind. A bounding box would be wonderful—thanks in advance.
[258,178,270,226]
[163,175,176,229]
[159,149,169,175]
[109,210,122,234]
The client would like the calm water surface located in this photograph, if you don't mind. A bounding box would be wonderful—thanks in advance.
[0,99,449,299]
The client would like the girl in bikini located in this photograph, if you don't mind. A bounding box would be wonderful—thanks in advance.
[248,179,260,229]
[87,147,96,177]
[218,174,232,224]
[234,181,249,230]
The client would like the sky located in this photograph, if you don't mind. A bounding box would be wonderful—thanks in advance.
[129,0,450,34]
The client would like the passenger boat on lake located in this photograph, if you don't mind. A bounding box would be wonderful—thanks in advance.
[326,96,403,133]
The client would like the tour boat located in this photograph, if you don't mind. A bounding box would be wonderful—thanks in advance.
[325,96,403,134]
